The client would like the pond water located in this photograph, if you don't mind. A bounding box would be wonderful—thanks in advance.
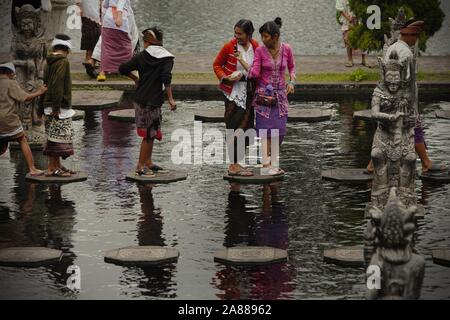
[1,0,450,55]
[0,96,449,300]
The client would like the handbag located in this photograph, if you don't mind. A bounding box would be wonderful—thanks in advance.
[255,45,284,108]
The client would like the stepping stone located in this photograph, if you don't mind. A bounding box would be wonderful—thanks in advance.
[288,108,333,122]
[432,248,450,267]
[323,246,365,267]
[104,246,179,266]
[26,171,88,184]
[365,203,425,220]
[436,110,450,120]
[108,109,135,123]
[72,90,123,111]
[214,246,288,265]
[321,168,372,183]
[223,167,285,184]
[72,110,85,121]
[420,171,450,183]
[353,109,373,121]
[0,247,62,267]
[194,108,333,123]
[126,170,187,184]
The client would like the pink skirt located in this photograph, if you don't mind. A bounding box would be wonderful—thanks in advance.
[100,27,132,73]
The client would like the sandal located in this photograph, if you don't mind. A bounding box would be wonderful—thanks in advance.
[261,167,285,176]
[149,164,169,173]
[29,170,44,177]
[45,169,71,177]
[228,168,254,177]
[424,162,449,173]
[345,61,354,68]
[60,166,77,174]
[82,62,99,79]
[361,62,373,69]
[136,167,155,177]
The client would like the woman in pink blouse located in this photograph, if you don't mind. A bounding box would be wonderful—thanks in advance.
[248,17,296,176]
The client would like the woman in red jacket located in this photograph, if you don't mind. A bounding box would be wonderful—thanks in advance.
[213,20,259,176]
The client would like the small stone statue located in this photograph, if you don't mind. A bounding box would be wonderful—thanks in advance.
[366,188,425,300]
[11,4,47,145]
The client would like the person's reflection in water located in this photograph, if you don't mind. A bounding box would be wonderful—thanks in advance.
[120,184,177,298]
[213,183,295,300]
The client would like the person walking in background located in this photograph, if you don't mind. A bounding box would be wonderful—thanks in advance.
[75,0,101,78]
[97,0,133,82]
[336,0,370,68]
[213,19,259,176]
[248,18,296,176]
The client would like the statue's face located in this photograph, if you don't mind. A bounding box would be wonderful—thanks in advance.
[385,70,401,93]
[20,18,35,38]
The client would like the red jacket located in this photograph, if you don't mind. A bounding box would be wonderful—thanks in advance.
[213,38,259,95]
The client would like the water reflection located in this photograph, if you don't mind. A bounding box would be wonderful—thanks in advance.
[213,183,295,300]
[119,184,177,299]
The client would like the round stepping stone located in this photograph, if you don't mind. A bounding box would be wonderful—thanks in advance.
[288,108,333,122]
[436,110,450,120]
[72,90,123,111]
[364,203,425,220]
[0,247,62,267]
[104,246,179,266]
[432,248,450,267]
[321,168,372,183]
[420,171,450,183]
[126,170,187,184]
[108,109,135,123]
[223,168,285,184]
[194,108,333,123]
[214,246,288,265]
[72,109,85,121]
[26,171,88,184]
[353,109,373,121]
[323,246,365,267]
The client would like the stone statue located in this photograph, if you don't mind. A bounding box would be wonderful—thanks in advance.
[365,187,425,300]
[369,51,417,210]
[11,4,47,145]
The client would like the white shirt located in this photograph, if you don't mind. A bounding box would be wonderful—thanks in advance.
[102,0,131,34]
[336,0,354,31]
[225,44,254,110]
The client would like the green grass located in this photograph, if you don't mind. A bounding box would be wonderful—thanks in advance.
[71,70,450,87]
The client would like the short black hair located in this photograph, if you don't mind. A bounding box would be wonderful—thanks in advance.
[142,26,163,43]
[259,17,283,38]
[235,19,255,38]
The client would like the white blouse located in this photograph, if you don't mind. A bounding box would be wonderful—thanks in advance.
[225,44,254,110]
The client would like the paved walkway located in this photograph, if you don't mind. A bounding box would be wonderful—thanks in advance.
[2,52,449,75]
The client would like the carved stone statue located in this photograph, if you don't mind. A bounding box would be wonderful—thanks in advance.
[365,187,425,300]
[370,51,417,210]
[11,4,47,145]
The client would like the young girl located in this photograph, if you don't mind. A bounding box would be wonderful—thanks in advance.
[248,18,296,176]
[213,19,259,176]
[41,34,76,177]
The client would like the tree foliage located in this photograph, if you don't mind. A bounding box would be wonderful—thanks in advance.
[348,0,445,52]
